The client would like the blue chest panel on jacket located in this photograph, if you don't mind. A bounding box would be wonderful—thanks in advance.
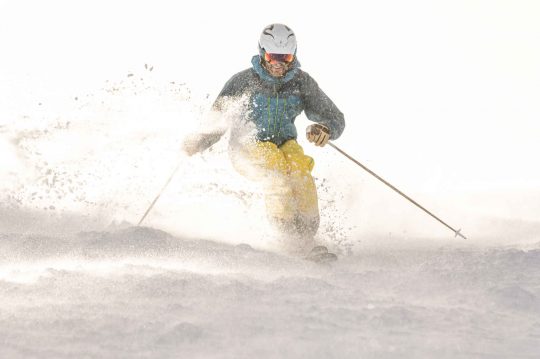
[218,55,344,148]
[250,93,303,145]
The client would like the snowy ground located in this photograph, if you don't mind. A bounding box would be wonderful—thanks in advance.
[1,55,539,358]
[1,225,539,359]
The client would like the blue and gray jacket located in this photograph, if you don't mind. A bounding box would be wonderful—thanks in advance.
[214,55,345,147]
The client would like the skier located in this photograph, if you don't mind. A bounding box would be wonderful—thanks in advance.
[183,23,345,256]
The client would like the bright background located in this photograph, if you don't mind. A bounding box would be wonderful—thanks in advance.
[1,0,539,246]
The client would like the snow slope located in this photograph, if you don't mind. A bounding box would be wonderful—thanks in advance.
[1,50,539,359]
[1,225,539,358]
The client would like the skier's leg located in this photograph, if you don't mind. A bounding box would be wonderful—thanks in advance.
[279,140,320,238]
[229,141,296,228]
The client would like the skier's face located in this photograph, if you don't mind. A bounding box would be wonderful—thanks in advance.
[262,52,294,78]
[263,60,289,78]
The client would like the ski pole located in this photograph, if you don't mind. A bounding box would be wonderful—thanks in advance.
[137,161,182,226]
[328,142,466,239]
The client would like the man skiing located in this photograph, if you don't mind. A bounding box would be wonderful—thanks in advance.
[183,23,345,256]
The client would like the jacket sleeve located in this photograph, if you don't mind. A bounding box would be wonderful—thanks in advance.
[182,70,253,155]
[205,72,247,134]
[302,73,345,140]
[211,71,247,112]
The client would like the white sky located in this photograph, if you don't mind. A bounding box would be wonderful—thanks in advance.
[1,0,540,232]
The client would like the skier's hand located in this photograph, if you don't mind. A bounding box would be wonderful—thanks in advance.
[182,134,203,156]
[181,132,223,156]
[306,123,331,147]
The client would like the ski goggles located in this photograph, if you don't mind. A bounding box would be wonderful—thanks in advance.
[263,52,295,64]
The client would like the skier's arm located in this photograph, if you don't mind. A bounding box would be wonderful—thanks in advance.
[302,74,345,141]
[182,74,243,156]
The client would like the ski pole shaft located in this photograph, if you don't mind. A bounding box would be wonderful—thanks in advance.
[137,161,182,226]
[328,142,466,239]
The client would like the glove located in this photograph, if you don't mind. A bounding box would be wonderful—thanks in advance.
[182,132,223,156]
[306,123,331,147]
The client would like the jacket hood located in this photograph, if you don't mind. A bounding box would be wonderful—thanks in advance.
[251,55,301,85]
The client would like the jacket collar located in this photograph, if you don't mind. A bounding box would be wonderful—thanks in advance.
[251,55,300,85]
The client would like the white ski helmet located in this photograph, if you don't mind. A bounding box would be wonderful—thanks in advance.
[258,23,297,55]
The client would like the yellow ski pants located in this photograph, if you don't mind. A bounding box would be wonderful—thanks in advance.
[231,139,320,237]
